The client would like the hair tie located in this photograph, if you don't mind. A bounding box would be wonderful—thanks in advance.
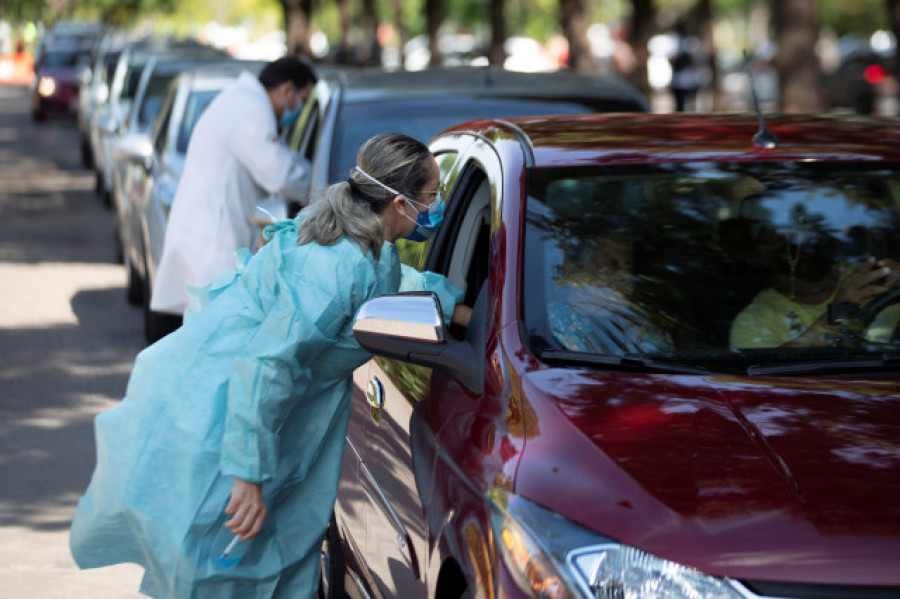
[346,177,377,205]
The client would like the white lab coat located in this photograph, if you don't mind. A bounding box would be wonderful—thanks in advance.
[150,71,310,315]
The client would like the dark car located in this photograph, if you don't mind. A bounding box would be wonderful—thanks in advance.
[283,66,649,216]
[328,113,900,599]
[30,40,93,121]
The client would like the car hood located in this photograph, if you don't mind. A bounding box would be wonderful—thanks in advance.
[515,371,900,586]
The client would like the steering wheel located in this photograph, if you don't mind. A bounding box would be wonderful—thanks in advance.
[831,286,900,347]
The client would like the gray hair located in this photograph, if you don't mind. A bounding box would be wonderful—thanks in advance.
[296,132,431,260]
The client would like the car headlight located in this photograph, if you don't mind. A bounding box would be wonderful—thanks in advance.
[487,489,745,599]
[37,76,57,97]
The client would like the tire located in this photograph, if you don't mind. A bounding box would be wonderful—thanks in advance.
[81,136,93,169]
[125,252,142,305]
[318,516,347,599]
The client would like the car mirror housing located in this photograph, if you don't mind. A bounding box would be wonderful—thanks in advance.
[353,292,483,394]
[114,133,153,171]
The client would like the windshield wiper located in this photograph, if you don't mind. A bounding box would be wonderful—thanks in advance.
[538,349,712,375]
[747,354,900,376]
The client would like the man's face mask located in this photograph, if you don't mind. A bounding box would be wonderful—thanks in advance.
[279,85,303,131]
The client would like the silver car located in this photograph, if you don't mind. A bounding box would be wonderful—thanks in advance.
[89,38,228,205]
[111,55,237,269]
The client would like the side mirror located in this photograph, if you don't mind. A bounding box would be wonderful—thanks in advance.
[114,133,153,172]
[353,292,483,394]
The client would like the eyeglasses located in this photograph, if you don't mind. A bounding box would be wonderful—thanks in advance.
[420,182,446,197]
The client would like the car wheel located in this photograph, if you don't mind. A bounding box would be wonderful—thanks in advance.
[80,136,93,169]
[318,516,347,599]
[125,252,142,306]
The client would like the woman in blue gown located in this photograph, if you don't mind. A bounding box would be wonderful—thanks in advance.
[69,133,467,598]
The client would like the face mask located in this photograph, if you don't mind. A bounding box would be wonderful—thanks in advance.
[280,106,302,132]
[352,165,445,243]
[402,196,445,242]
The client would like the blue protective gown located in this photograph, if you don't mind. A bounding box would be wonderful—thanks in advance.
[69,219,462,598]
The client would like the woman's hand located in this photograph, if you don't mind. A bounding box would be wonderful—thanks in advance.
[224,477,267,540]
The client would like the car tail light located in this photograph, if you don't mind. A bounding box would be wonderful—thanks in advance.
[864,64,886,85]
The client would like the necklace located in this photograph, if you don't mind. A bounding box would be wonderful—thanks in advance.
[784,215,803,301]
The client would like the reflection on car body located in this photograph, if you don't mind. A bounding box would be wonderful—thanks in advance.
[329,113,900,599]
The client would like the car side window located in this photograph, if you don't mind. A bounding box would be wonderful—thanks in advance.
[288,94,318,161]
[152,91,175,162]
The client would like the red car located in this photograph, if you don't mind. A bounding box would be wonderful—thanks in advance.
[30,40,92,121]
[330,113,900,599]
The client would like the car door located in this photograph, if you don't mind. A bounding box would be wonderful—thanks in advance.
[357,140,501,597]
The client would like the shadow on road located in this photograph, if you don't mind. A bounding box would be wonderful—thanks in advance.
[0,285,143,531]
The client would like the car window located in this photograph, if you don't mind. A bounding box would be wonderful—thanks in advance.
[287,94,319,162]
[152,91,175,159]
[522,162,900,372]
[41,49,84,68]
[330,96,633,184]
[176,89,220,154]
[137,73,177,128]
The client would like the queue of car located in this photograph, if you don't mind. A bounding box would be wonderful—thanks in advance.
[32,23,900,597]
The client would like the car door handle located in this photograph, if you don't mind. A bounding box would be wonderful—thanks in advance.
[366,377,385,411]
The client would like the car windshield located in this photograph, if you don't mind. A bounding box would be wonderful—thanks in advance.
[42,49,86,69]
[137,73,176,129]
[330,95,640,182]
[523,162,900,375]
[176,89,220,154]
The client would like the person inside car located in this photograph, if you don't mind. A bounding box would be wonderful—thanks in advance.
[730,211,900,349]
[70,132,470,598]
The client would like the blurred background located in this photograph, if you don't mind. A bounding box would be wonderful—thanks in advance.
[2,0,899,116]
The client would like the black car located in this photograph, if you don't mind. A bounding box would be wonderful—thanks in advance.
[283,66,649,216]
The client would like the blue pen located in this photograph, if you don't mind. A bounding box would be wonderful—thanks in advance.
[217,534,242,568]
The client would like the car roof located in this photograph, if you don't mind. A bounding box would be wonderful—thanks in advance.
[326,66,649,110]
[438,113,900,166]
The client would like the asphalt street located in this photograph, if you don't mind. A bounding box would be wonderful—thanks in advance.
[0,83,145,597]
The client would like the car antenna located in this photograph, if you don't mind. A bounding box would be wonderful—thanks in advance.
[744,49,779,149]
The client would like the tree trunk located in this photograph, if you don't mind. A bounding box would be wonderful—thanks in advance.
[889,0,900,99]
[630,0,656,98]
[336,0,351,64]
[695,0,724,110]
[560,0,596,72]
[392,0,410,69]
[773,0,823,113]
[488,0,506,66]
[358,0,381,66]
[281,0,313,57]
[426,0,442,68]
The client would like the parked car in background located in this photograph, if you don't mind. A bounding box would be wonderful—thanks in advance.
[110,55,237,264]
[330,113,900,599]
[117,60,265,341]
[76,31,132,167]
[89,38,228,203]
[284,66,649,217]
[30,37,94,121]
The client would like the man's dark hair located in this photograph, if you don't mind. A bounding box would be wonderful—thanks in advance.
[258,56,317,90]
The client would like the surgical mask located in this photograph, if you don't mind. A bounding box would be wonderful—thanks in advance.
[279,106,302,132]
[352,165,445,243]
[402,195,445,242]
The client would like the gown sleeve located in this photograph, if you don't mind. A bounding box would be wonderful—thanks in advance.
[399,264,464,324]
[220,246,377,483]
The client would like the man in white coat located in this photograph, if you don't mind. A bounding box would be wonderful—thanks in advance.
[149,56,316,341]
